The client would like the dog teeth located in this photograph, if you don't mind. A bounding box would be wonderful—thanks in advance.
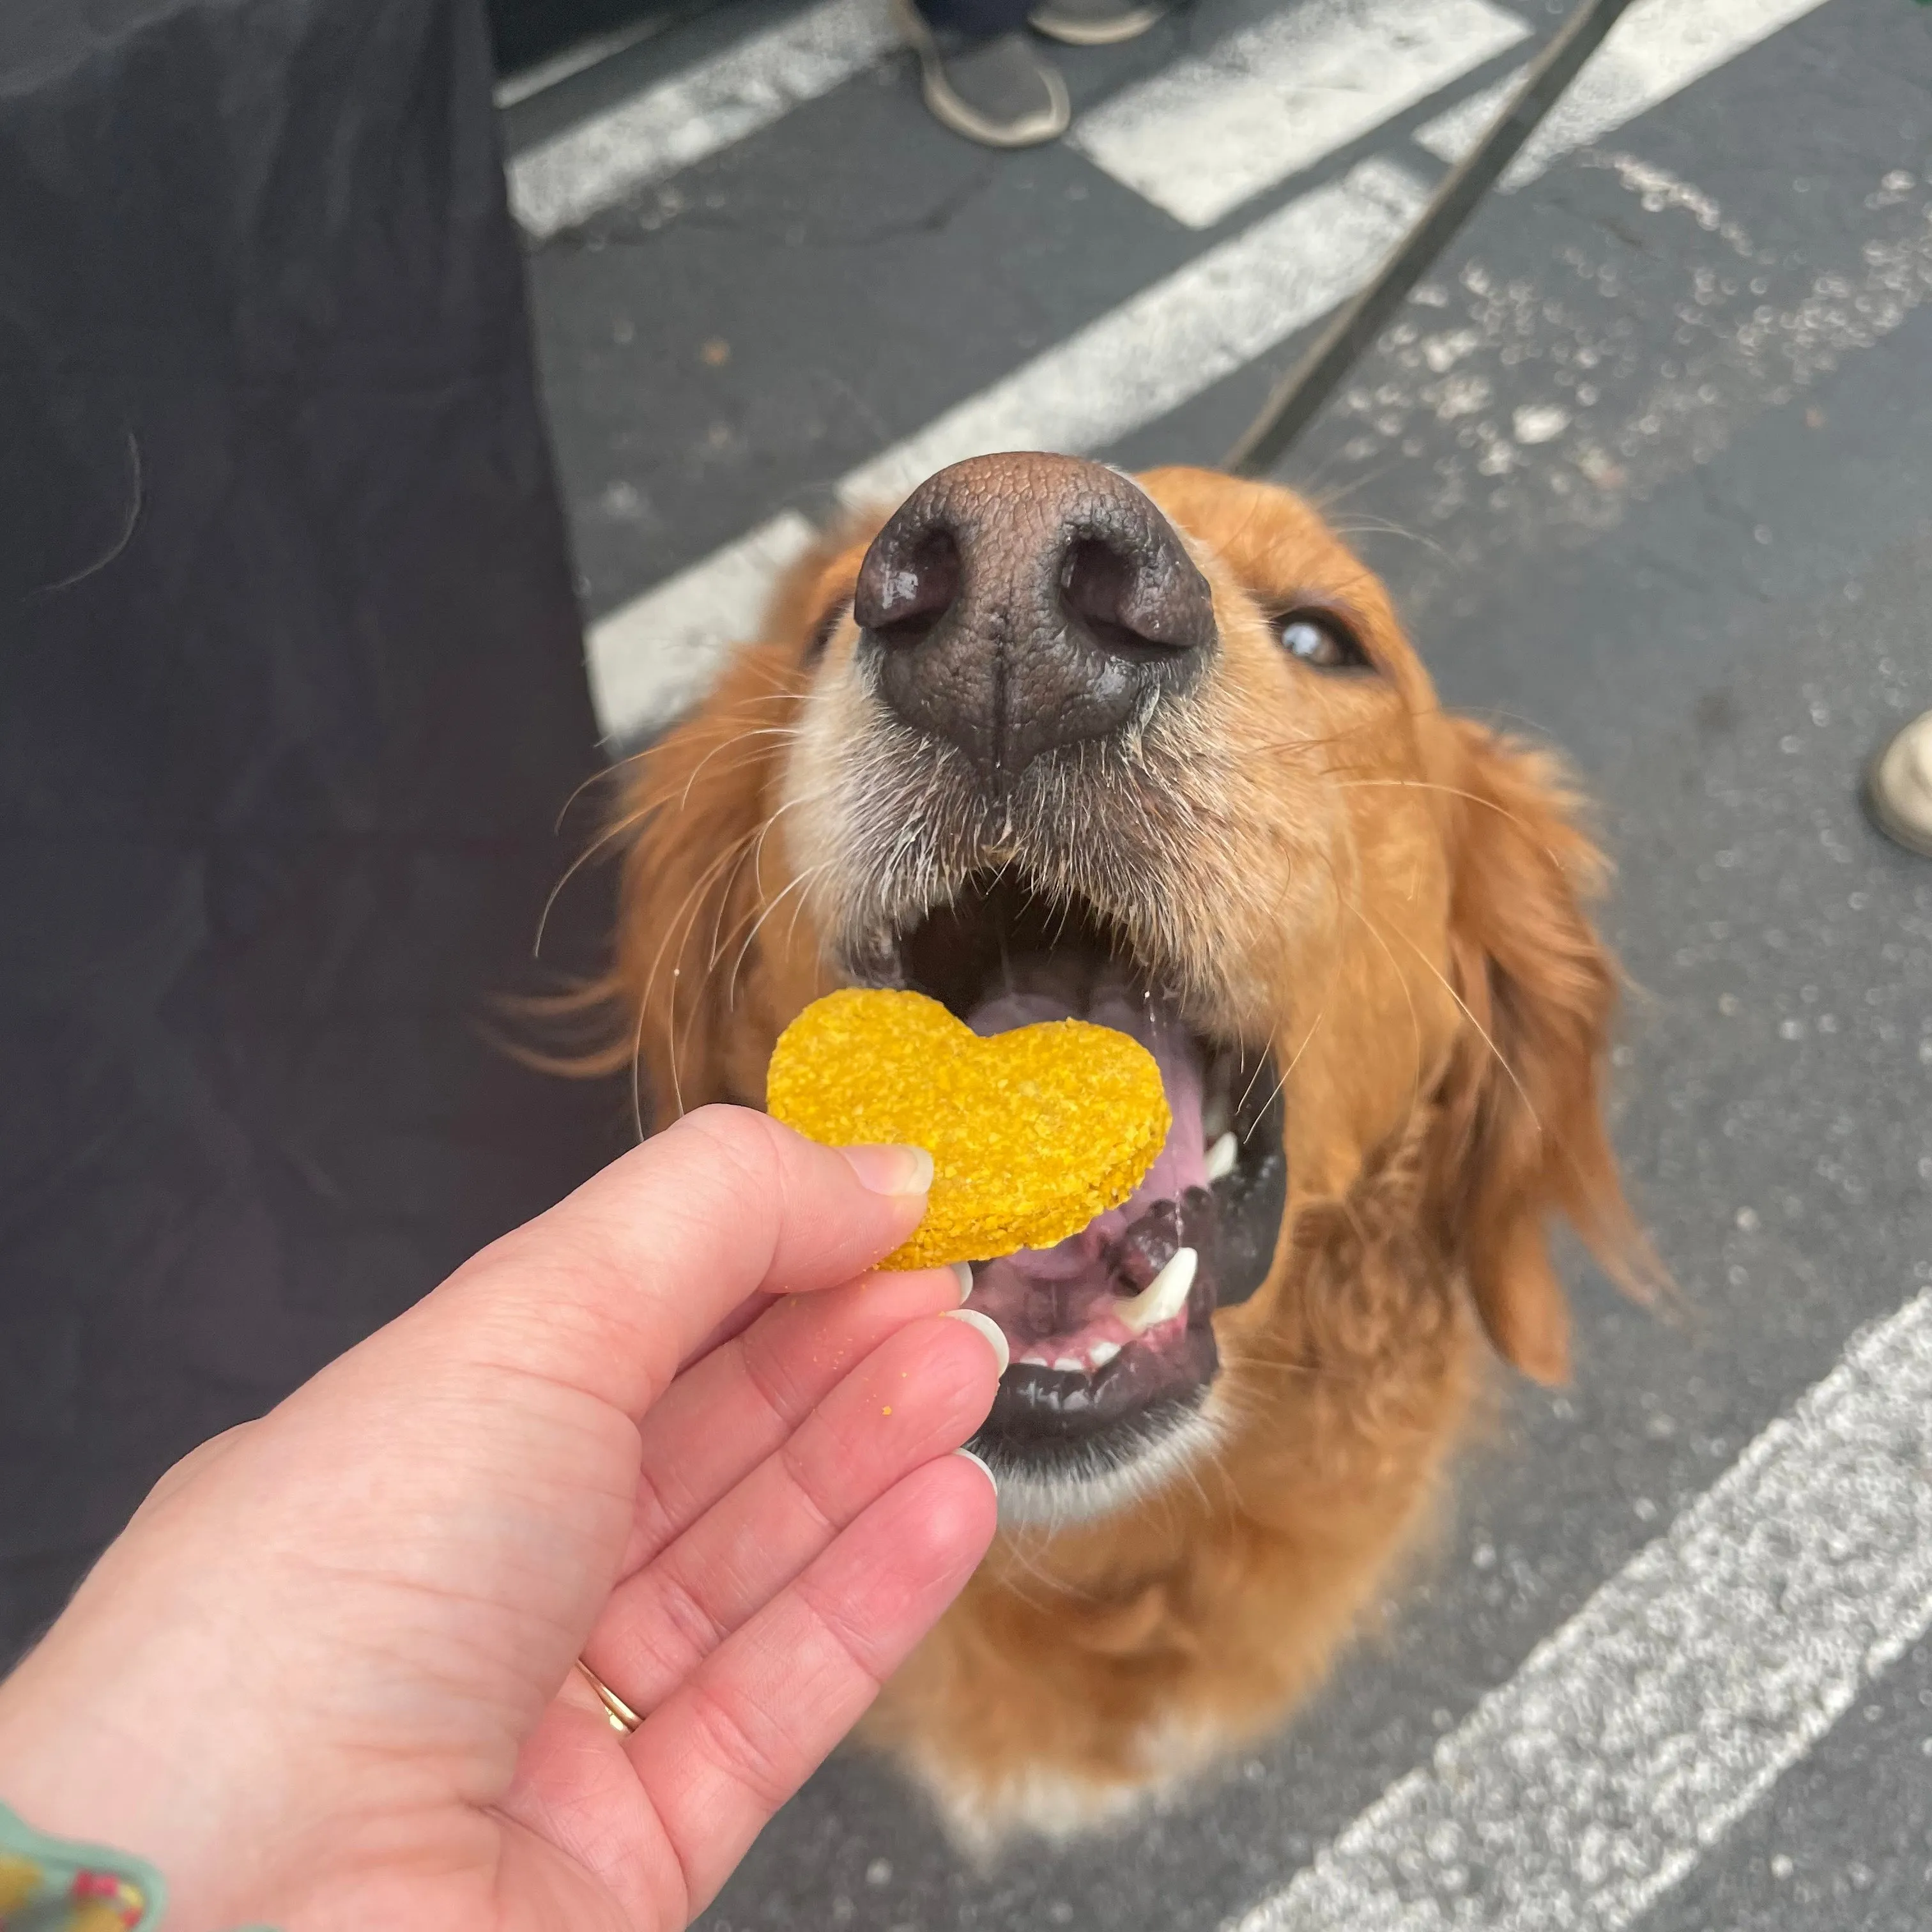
[1089,1340,1121,1368]
[1204,1130,1238,1183]
[1052,1355,1085,1375]
[1020,1350,1052,1367]
[1116,1246,1198,1334]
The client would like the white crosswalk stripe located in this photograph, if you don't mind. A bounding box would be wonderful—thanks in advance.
[587,158,1425,742]
[1227,1284,1932,1932]
[507,0,895,240]
[1070,0,1530,230]
[834,159,1427,507]
[1414,0,1837,187]
[495,13,685,112]
[586,512,820,748]
[574,0,1846,746]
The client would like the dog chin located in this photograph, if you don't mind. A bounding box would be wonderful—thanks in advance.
[974,1400,1225,1531]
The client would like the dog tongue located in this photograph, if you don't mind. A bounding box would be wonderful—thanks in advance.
[965,979,1206,1282]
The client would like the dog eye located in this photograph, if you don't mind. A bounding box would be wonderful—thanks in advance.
[1275,610,1369,670]
[804,603,848,663]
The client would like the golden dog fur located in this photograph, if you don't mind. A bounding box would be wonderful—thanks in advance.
[576,464,1648,1843]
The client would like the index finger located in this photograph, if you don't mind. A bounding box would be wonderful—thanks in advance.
[427,1105,931,1420]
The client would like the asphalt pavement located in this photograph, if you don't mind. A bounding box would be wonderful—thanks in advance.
[500,1,1932,1923]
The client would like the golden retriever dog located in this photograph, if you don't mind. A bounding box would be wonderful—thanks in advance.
[579,453,1648,1844]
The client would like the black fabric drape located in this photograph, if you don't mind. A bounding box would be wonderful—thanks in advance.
[0,0,625,1655]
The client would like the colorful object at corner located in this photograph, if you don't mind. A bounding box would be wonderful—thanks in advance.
[0,1807,278,1932]
[0,1821,152,1932]
[766,988,1170,1269]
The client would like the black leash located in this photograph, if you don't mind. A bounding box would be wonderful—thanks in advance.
[1224,0,1642,477]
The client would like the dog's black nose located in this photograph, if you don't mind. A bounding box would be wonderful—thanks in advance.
[852,452,1216,784]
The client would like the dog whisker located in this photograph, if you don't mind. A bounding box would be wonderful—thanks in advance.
[1328,867,1427,1133]
[678,723,803,813]
[722,860,834,1013]
[1330,777,1565,870]
[533,798,655,961]
[549,760,625,838]
[631,825,768,1122]
[1383,917,1542,1136]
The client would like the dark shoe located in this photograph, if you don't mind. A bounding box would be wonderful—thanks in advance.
[1865,710,1932,857]
[894,0,1070,148]
[1029,0,1167,47]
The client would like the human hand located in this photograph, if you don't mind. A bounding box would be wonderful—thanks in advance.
[0,1107,1004,1931]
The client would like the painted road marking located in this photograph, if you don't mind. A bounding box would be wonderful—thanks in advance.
[1415,0,1836,187]
[1228,1284,1932,1932]
[588,160,1425,742]
[581,0,1843,742]
[508,0,895,240]
[1071,0,1530,231]
[588,511,818,744]
[495,13,685,112]
[834,160,1426,509]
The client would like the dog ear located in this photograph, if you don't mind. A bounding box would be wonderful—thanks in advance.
[1430,721,1654,1383]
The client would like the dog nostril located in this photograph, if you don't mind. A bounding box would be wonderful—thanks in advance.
[1061,537,1163,659]
[855,527,962,649]
[1059,533,1209,662]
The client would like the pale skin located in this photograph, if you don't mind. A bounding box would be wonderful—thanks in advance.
[0,1107,1004,1932]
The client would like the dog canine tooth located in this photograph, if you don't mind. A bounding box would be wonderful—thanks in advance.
[1204,1130,1238,1183]
[1116,1246,1197,1333]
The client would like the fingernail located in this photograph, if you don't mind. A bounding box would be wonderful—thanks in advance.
[953,1446,998,1494]
[840,1143,934,1197]
[944,1307,1009,1376]
[948,1261,974,1305]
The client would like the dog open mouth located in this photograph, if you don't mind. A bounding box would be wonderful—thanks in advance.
[874,874,1288,1514]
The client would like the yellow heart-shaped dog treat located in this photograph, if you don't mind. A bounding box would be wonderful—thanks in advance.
[767,987,1171,1271]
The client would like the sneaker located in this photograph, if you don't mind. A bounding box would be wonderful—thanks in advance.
[1864,709,1932,857]
[894,0,1070,148]
[1029,0,1167,46]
